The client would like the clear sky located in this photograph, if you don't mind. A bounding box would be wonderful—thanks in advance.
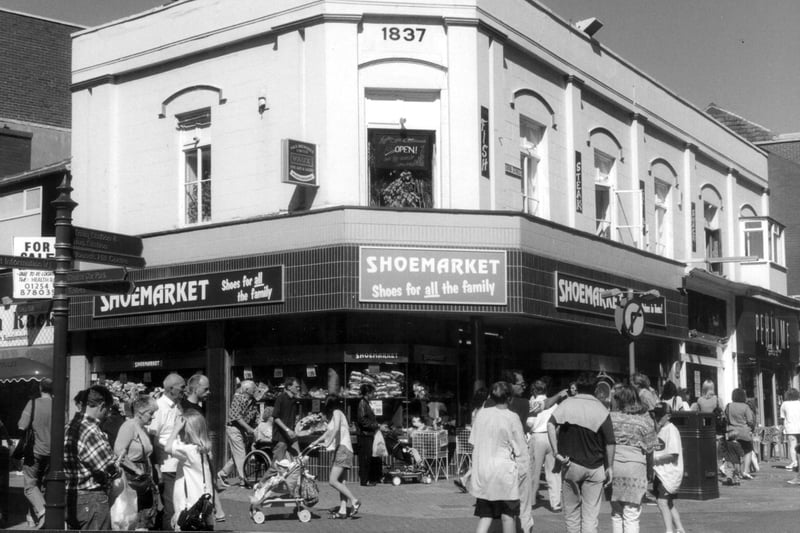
[1,0,798,134]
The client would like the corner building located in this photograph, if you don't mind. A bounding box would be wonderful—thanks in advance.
[69,0,792,457]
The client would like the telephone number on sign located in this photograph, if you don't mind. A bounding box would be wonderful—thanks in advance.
[18,289,52,297]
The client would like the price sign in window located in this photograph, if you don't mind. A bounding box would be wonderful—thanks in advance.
[274,368,284,379]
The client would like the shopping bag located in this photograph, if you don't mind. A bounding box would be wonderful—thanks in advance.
[372,431,388,458]
[110,474,138,531]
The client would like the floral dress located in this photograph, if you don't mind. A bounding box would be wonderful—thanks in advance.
[610,410,658,504]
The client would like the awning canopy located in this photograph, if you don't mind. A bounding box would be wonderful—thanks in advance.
[0,357,51,383]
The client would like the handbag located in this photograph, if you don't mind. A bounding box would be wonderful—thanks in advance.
[12,398,36,462]
[177,452,215,531]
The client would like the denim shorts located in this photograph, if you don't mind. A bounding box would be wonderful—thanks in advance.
[333,446,354,469]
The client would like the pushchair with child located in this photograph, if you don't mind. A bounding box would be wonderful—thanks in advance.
[249,444,322,523]
[384,432,431,485]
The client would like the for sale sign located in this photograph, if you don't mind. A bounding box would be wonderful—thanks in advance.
[13,237,55,299]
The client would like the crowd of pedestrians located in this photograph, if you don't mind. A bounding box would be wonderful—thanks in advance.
[465,371,690,533]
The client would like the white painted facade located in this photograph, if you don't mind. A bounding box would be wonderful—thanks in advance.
[69,0,794,407]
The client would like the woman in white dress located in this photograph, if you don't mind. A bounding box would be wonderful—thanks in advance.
[468,381,528,533]
[166,410,215,530]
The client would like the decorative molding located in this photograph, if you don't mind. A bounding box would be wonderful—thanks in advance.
[71,74,117,93]
[510,88,557,130]
[159,85,226,119]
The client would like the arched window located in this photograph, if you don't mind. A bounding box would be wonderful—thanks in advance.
[650,159,678,258]
[514,90,553,218]
[701,185,723,274]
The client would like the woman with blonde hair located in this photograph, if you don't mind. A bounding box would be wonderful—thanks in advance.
[166,410,216,529]
[692,380,721,413]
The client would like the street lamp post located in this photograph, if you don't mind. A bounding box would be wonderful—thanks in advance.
[43,172,76,529]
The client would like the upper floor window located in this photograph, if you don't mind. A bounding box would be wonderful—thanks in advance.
[177,108,212,225]
[702,186,723,274]
[519,116,546,216]
[0,187,41,221]
[368,129,434,208]
[741,215,785,266]
[653,179,672,255]
[594,150,616,239]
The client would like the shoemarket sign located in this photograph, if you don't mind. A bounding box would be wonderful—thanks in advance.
[359,246,507,305]
[92,266,284,317]
[554,271,667,327]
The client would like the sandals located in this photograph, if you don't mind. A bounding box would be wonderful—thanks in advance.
[351,500,362,517]
[329,511,349,519]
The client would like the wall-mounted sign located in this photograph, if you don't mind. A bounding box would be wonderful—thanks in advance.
[359,246,507,306]
[282,139,317,186]
[0,304,53,347]
[480,107,490,178]
[13,236,55,299]
[554,271,666,327]
[691,202,697,252]
[133,360,163,369]
[575,151,583,213]
[737,298,798,361]
[92,266,284,318]
[505,164,523,179]
[343,351,409,364]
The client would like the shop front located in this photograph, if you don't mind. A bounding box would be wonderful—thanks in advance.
[736,296,800,426]
[68,214,687,472]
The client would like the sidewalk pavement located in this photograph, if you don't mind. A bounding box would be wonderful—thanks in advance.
[4,456,800,532]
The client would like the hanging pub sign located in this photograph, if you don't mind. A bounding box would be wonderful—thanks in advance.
[554,271,667,327]
[359,246,507,305]
[371,131,432,170]
[92,265,284,318]
[480,106,490,178]
[282,139,317,186]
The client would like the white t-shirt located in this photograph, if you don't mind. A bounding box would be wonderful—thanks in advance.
[322,410,353,453]
[780,400,800,434]
[654,422,683,494]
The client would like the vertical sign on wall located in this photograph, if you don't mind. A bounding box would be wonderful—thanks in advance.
[480,107,490,178]
[575,151,583,213]
[691,202,697,252]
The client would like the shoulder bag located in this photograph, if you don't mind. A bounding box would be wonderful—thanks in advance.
[177,451,215,531]
[120,433,153,495]
[12,398,36,463]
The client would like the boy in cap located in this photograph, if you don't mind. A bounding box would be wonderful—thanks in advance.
[651,402,685,533]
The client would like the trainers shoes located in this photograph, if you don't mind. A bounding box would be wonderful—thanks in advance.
[787,478,800,485]
[785,462,797,470]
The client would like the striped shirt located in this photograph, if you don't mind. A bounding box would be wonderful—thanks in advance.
[64,414,116,491]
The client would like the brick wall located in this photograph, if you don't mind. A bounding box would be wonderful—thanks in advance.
[0,10,80,128]
[767,152,800,295]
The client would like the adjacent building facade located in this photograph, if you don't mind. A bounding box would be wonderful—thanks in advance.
[67,0,797,443]
[0,8,81,432]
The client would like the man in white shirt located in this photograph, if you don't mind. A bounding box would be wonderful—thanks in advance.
[149,373,185,530]
[527,380,565,512]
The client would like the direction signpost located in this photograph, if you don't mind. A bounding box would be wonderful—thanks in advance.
[66,280,135,296]
[0,254,58,270]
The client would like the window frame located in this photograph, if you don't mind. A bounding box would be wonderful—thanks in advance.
[519,115,546,216]
[0,186,42,222]
[594,150,616,239]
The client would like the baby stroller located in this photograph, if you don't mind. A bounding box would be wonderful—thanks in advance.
[384,432,431,486]
[249,444,322,524]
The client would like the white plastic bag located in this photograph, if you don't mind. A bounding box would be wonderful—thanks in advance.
[372,431,388,458]
[110,474,138,531]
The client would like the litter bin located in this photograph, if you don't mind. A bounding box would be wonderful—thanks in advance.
[670,411,719,500]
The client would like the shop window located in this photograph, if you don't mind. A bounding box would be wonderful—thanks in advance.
[594,150,615,239]
[0,187,42,221]
[519,116,546,216]
[653,178,672,257]
[178,108,212,225]
[368,129,434,208]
